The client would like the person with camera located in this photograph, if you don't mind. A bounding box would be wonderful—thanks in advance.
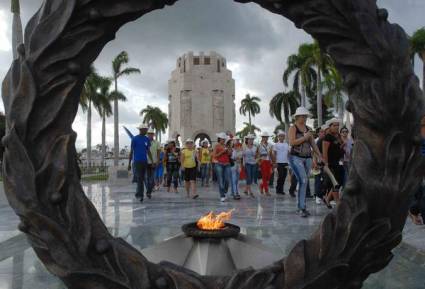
[288,107,322,218]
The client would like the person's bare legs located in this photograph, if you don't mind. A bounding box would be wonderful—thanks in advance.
[185,181,190,197]
[191,181,198,198]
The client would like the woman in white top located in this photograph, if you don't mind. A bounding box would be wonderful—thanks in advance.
[258,132,274,196]
[242,134,257,198]
[273,130,290,195]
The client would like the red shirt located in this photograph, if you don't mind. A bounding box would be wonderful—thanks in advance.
[215,144,230,164]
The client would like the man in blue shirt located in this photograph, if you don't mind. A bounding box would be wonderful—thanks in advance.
[128,124,152,202]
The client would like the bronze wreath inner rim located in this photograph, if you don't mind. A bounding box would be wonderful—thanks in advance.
[182,222,241,239]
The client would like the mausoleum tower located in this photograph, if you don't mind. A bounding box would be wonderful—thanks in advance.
[168,51,236,144]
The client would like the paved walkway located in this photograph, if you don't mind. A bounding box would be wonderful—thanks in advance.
[0,181,423,289]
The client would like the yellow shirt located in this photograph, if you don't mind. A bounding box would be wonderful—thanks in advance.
[200,148,211,164]
[182,148,196,168]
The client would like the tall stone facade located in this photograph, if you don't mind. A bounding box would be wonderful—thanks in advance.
[168,51,236,144]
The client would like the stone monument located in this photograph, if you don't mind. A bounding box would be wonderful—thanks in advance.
[168,51,236,143]
[2,0,424,288]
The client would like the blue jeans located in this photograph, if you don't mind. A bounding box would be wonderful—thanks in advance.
[231,164,240,195]
[245,163,257,185]
[289,155,312,210]
[215,164,232,198]
[200,163,210,185]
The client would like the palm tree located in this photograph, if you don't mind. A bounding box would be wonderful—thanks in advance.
[304,41,334,126]
[11,0,23,60]
[112,51,141,166]
[269,91,299,133]
[80,69,103,166]
[239,94,261,134]
[411,27,425,96]
[323,66,345,120]
[236,122,261,139]
[93,77,127,166]
[283,44,317,107]
[140,106,168,142]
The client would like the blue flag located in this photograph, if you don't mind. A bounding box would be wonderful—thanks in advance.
[123,126,134,139]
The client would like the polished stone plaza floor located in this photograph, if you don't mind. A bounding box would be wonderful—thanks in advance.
[0,181,424,289]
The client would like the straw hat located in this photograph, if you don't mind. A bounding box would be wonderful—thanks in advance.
[326,118,341,127]
[216,132,228,140]
[293,107,311,118]
[137,123,149,129]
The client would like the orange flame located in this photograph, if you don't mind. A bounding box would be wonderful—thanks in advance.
[196,209,235,230]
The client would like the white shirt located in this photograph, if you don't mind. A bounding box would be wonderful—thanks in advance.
[273,142,289,164]
[258,142,273,161]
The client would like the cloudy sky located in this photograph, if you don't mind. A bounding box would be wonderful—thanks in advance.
[0,0,423,150]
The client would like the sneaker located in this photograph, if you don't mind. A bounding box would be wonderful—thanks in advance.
[147,194,152,199]
[301,209,309,218]
[315,197,322,205]
[233,194,241,200]
[220,197,226,202]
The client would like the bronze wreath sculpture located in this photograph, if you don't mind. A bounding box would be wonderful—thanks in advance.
[2,0,424,288]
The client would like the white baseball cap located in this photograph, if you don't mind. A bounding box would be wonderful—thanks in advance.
[277,130,286,136]
[185,138,194,143]
[246,134,256,139]
[261,132,270,137]
[147,128,155,134]
[293,107,312,118]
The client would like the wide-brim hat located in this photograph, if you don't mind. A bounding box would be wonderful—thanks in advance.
[277,130,286,136]
[216,132,228,140]
[137,123,149,129]
[261,132,270,137]
[326,118,341,127]
[293,107,312,118]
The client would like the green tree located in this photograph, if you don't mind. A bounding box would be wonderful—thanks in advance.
[80,69,113,166]
[112,51,141,166]
[239,94,261,134]
[140,106,168,143]
[411,27,425,96]
[93,76,126,165]
[283,44,317,107]
[304,41,334,126]
[269,91,299,133]
[236,122,261,139]
[323,66,345,121]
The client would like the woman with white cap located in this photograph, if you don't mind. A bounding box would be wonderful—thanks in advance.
[180,138,199,199]
[273,130,289,195]
[230,136,243,199]
[213,133,233,202]
[322,118,345,207]
[288,107,322,218]
[258,132,274,196]
[242,134,258,198]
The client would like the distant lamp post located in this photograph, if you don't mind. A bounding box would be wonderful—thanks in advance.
[11,0,23,60]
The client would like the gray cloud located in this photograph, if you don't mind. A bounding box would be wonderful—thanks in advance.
[0,0,423,149]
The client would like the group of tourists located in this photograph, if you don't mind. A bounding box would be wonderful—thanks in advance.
[128,106,355,218]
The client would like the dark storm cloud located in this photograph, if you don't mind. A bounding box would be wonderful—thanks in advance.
[0,0,423,148]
